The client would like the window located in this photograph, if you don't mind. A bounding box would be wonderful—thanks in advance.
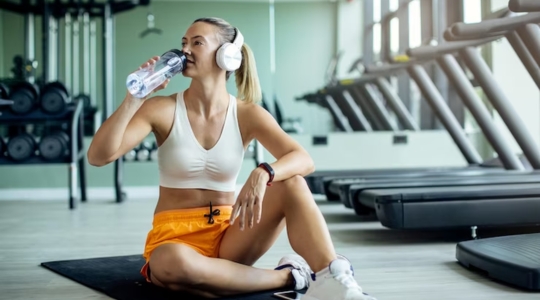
[390,17,400,54]
[374,0,381,22]
[463,0,482,23]
[389,0,399,11]
[408,0,422,48]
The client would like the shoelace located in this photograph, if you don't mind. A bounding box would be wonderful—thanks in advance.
[334,269,362,290]
[296,265,312,284]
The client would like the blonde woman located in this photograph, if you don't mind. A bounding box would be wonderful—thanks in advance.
[88,17,375,300]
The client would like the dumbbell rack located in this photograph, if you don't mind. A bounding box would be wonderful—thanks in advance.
[0,98,87,209]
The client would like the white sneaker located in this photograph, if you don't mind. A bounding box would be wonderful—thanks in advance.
[275,254,313,290]
[303,258,376,300]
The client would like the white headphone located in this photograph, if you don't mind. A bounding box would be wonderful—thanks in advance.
[216,27,244,71]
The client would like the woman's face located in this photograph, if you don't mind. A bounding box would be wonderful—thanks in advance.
[181,22,223,79]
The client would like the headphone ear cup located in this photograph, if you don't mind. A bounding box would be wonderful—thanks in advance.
[216,43,243,72]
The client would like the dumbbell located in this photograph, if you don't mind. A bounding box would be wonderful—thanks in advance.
[40,81,70,114]
[136,142,152,161]
[7,133,37,161]
[0,82,9,99]
[124,149,137,161]
[149,141,158,161]
[74,93,92,109]
[0,82,13,116]
[9,81,40,115]
[39,131,70,161]
[0,137,5,157]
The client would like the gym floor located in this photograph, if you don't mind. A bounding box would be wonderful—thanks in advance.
[1,196,538,300]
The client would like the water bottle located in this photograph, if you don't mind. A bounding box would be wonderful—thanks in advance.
[126,49,187,98]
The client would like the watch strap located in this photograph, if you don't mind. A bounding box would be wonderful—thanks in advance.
[258,162,275,186]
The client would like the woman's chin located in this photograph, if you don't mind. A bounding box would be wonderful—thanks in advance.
[182,69,195,78]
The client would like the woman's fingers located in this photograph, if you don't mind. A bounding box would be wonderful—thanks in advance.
[254,196,262,225]
[230,201,241,225]
[136,56,160,71]
[248,197,255,229]
[240,202,247,231]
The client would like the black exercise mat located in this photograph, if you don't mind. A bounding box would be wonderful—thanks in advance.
[41,254,293,300]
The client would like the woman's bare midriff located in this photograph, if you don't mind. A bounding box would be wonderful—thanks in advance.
[154,186,236,214]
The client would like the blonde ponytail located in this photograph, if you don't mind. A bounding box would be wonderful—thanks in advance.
[235,43,262,104]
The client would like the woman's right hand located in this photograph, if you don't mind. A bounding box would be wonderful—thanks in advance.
[128,55,171,99]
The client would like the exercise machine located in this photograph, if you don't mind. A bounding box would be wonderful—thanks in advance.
[453,0,540,291]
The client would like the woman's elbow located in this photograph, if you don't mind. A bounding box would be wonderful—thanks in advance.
[87,148,109,167]
[87,152,103,167]
[303,152,315,174]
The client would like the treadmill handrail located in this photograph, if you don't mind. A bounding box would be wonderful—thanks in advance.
[509,0,540,12]
[450,12,540,38]
[443,28,507,42]
[406,36,501,59]
[363,58,433,74]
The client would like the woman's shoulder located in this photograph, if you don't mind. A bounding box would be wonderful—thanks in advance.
[236,98,266,121]
[139,93,178,126]
[235,98,275,129]
[137,93,177,118]
[236,98,264,114]
[144,93,177,109]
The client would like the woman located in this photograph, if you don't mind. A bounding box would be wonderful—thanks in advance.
[87,17,375,300]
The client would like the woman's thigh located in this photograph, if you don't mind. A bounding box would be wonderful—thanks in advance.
[218,181,288,266]
[148,243,218,298]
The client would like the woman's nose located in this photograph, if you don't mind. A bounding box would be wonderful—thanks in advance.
[182,44,191,54]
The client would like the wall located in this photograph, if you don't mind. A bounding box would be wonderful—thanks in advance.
[273,1,337,135]
[335,0,362,80]
[0,1,337,190]
[1,10,26,79]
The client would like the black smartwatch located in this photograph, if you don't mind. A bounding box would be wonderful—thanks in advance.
[258,162,275,186]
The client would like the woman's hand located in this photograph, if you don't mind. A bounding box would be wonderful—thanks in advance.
[230,168,270,231]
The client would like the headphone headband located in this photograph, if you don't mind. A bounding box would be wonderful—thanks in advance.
[232,27,244,49]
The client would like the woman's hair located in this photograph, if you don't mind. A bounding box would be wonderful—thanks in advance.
[193,17,262,104]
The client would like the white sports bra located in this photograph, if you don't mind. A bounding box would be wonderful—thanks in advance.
[157,92,245,192]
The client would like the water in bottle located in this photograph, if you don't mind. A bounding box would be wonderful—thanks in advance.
[126,49,187,98]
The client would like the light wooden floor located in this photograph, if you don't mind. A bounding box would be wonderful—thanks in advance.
[1,196,539,300]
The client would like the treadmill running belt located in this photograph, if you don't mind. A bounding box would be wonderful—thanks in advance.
[361,184,540,229]
[456,233,540,290]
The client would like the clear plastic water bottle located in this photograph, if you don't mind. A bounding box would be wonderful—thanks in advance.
[126,49,187,98]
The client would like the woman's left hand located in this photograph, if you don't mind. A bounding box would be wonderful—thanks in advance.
[230,168,270,231]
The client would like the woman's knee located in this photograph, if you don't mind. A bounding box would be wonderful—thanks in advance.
[283,174,307,187]
[277,175,310,196]
[149,243,203,287]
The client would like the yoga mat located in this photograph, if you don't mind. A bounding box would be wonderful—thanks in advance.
[41,254,295,300]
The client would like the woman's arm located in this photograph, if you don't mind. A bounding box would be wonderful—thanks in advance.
[87,94,154,166]
[88,56,169,166]
[244,104,315,182]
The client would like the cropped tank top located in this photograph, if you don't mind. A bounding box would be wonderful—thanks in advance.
[157,92,245,192]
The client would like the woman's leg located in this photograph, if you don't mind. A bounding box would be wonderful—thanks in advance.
[218,174,337,272]
[219,175,375,300]
[148,243,294,297]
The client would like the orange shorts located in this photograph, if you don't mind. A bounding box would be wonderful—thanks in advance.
[140,204,232,282]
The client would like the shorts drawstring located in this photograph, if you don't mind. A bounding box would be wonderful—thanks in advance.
[204,201,221,224]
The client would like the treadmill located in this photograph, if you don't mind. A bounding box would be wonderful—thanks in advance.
[454,0,540,292]
[307,62,508,198]
[349,6,540,233]
[308,7,520,200]
[330,7,540,208]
